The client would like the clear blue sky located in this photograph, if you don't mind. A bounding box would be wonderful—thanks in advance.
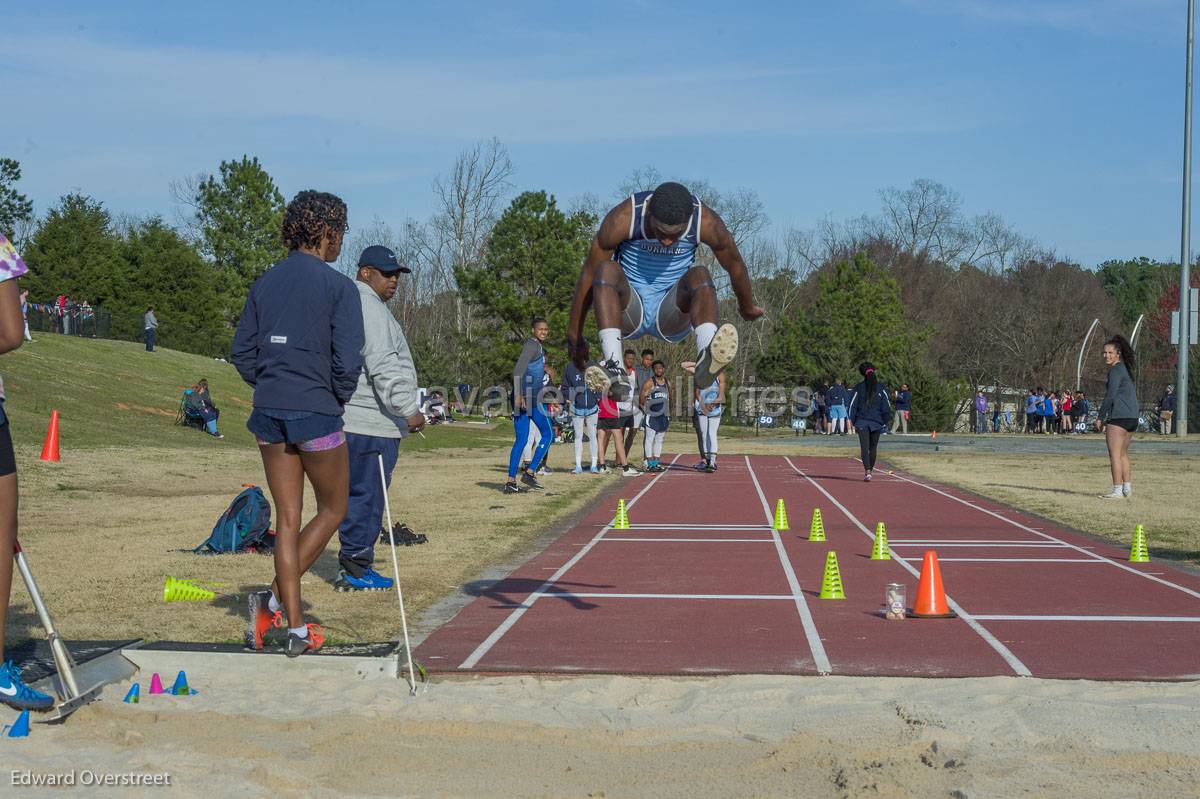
[3,0,1194,267]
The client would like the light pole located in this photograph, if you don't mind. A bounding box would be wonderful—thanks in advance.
[1178,0,1195,437]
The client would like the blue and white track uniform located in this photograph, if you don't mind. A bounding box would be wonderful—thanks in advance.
[615,190,702,343]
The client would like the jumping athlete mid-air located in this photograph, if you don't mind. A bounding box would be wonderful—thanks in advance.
[566,181,764,395]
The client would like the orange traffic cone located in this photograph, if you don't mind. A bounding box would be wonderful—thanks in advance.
[39,410,60,462]
[910,550,956,618]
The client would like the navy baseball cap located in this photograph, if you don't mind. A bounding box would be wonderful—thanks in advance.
[357,245,411,274]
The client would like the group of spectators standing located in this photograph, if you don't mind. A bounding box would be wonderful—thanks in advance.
[21,294,99,338]
[808,380,912,436]
[1009,389,1091,434]
[506,335,726,494]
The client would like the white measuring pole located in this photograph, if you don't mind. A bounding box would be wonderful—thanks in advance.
[378,454,418,695]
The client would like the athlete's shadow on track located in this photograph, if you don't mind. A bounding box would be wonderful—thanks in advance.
[463,578,614,610]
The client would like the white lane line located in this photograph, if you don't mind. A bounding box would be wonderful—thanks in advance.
[601,537,775,543]
[543,592,795,601]
[622,524,775,530]
[458,454,681,669]
[783,456,1032,677]
[745,455,833,675]
[897,558,1101,563]
[888,471,1200,602]
[971,615,1200,622]
[889,541,1068,547]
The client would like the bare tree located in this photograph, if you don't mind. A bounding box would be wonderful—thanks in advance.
[168,172,208,243]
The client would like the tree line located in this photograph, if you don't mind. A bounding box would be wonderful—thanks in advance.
[1,145,1195,427]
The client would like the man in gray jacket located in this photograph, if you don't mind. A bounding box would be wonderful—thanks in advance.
[335,246,425,591]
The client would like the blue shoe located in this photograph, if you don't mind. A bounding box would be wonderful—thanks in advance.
[334,568,394,592]
[589,465,600,474]
[573,465,583,474]
[0,660,54,711]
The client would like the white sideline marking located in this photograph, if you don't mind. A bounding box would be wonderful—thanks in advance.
[601,537,775,543]
[971,615,1200,622]
[745,456,833,675]
[897,558,1101,563]
[784,456,1033,678]
[887,471,1200,602]
[459,454,680,669]
[544,592,795,601]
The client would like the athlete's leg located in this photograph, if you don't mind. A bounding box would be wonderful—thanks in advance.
[705,416,721,465]
[259,443,305,627]
[529,405,555,470]
[591,260,638,365]
[522,421,541,465]
[572,416,585,468]
[586,414,599,467]
[643,426,656,462]
[662,266,737,386]
[508,413,532,480]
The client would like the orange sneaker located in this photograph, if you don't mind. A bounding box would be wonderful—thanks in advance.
[285,624,325,658]
[246,590,283,650]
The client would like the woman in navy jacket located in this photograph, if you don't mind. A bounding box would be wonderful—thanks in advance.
[232,190,364,658]
[848,361,891,482]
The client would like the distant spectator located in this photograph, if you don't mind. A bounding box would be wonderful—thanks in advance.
[974,390,987,433]
[184,381,223,439]
[1097,335,1138,498]
[1159,385,1176,435]
[1023,390,1036,433]
[1039,390,1055,434]
[18,290,31,342]
[848,362,890,482]
[144,306,158,352]
[827,378,849,435]
[891,383,910,434]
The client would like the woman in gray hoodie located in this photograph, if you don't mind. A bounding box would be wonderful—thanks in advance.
[1096,335,1138,499]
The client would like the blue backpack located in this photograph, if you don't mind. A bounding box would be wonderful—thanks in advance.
[195,485,273,554]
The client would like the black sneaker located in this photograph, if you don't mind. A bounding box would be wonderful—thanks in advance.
[521,470,544,490]
[503,482,524,494]
[584,359,624,396]
[693,323,739,389]
[379,522,428,546]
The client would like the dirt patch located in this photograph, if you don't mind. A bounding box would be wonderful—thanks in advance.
[113,402,177,418]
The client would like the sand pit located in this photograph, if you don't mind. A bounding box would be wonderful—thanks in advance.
[4,663,1198,798]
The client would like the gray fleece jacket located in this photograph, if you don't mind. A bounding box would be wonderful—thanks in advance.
[342,281,420,438]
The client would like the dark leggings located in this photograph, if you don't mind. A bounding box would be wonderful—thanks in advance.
[858,427,881,471]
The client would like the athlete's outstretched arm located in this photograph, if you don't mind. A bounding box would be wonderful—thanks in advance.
[567,202,630,348]
[701,211,764,322]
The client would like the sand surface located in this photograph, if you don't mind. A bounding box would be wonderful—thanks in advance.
[5,666,1198,798]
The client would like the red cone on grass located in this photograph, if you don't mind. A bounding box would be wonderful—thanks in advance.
[910,550,956,618]
[39,410,60,462]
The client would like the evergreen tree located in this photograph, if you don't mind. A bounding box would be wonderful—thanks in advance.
[193,156,286,316]
[457,191,596,379]
[22,194,125,305]
[0,158,34,242]
[119,218,229,356]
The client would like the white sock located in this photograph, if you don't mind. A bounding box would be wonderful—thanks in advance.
[288,625,308,638]
[1112,485,1122,494]
[695,322,717,356]
[1122,482,1132,493]
[599,328,622,365]
[268,592,281,613]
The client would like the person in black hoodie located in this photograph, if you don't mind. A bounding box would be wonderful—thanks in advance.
[232,190,364,658]
[847,362,891,482]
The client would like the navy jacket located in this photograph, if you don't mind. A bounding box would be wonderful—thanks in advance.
[894,390,911,411]
[848,381,892,432]
[231,251,365,415]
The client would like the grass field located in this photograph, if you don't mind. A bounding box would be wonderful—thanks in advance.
[4,333,1197,651]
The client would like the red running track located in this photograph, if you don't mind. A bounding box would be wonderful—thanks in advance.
[415,455,1200,680]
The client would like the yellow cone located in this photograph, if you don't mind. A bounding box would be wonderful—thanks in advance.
[163,576,216,603]
[773,499,789,531]
[819,551,845,599]
[613,499,630,530]
[871,522,891,560]
[809,508,826,542]
[1128,524,1150,563]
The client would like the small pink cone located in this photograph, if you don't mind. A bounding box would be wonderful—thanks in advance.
[149,673,164,695]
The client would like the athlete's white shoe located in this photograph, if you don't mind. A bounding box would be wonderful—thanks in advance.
[693,323,738,388]
[585,359,623,395]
